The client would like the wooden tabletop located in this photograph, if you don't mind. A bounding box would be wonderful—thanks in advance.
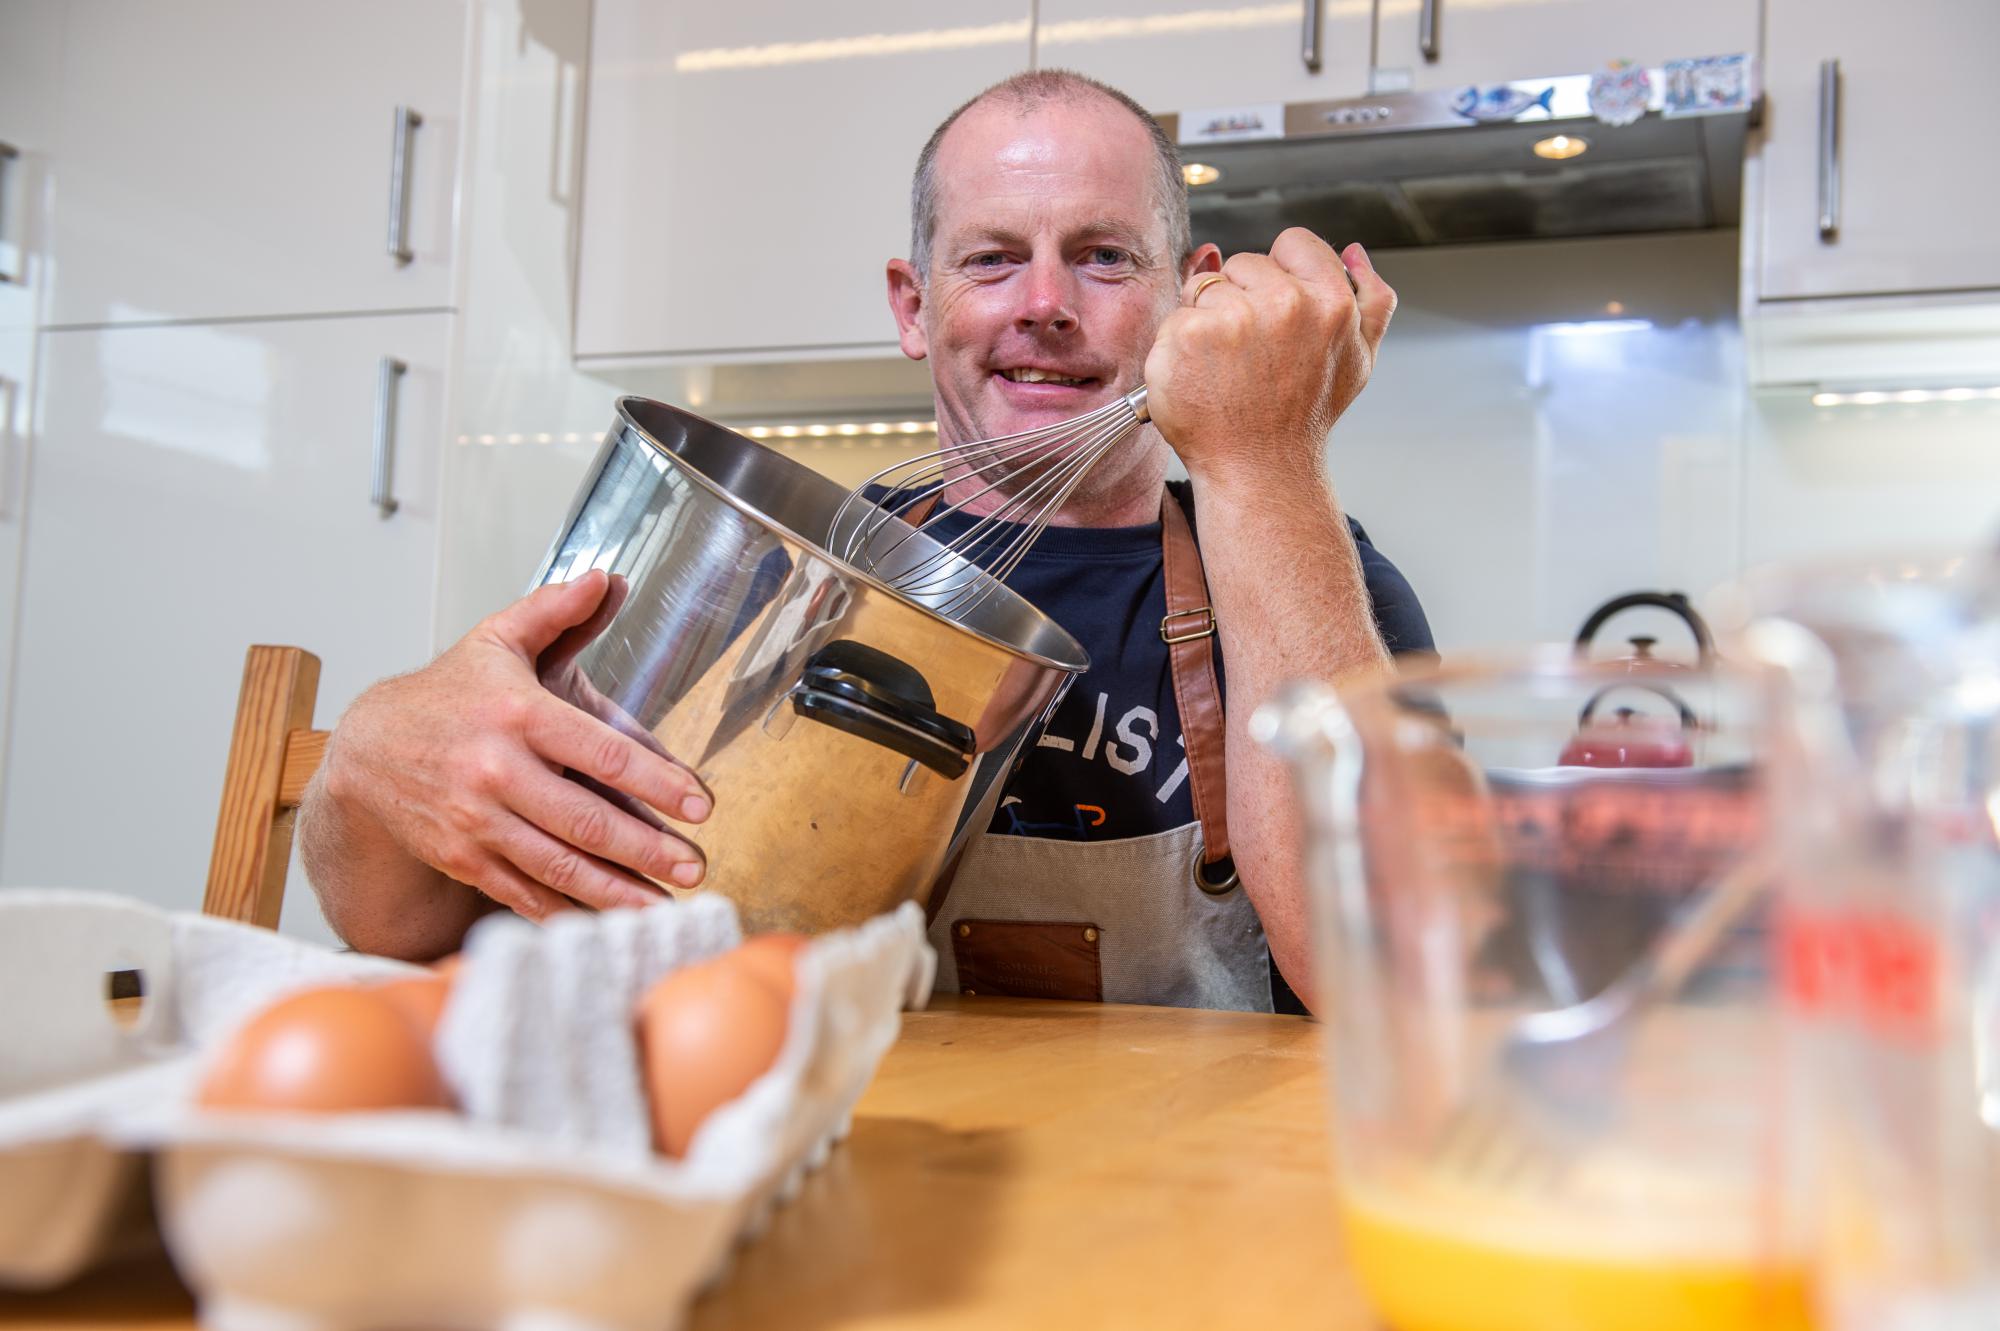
[1,997,1373,1330]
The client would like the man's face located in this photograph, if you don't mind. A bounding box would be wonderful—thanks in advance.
[889,96,1184,479]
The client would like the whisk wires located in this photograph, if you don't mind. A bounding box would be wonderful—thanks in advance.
[830,387,1150,619]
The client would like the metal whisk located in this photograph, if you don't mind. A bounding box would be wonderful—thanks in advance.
[828,386,1151,616]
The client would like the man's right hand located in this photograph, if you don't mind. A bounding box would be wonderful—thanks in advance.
[313,570,712,928]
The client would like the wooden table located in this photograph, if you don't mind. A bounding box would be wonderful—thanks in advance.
[1,997,1374,1330]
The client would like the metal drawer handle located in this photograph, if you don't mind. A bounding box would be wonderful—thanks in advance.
[1301,0,1322,73]
[0,141,20,285]
[372,357,406,517]
[1419,0,1441,62]
[1817,59,1841,241]
[386,106,422,265]
[0,375,15,520]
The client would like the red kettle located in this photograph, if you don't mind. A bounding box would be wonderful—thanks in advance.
[1559,683,1697,768]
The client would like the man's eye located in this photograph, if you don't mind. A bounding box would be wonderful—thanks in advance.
[1090,247,1129,266]
[970,252,1007,268]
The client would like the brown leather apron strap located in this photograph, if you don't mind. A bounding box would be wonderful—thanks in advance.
[918,485,1237,927]
[1159,491,1233,883]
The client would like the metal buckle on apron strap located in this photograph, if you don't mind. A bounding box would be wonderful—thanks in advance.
[1193,850,1239,896]
[1160,606,1215,644]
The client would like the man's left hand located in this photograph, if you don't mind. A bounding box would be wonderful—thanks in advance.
[1143,228,1395,490]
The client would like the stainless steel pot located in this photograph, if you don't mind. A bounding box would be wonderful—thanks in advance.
[528,397,1088,933]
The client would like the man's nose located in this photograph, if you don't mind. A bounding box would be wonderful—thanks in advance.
[1014,255,1078,334]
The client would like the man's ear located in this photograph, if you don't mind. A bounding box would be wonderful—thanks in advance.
[886,259,928,362]
[1181,243,1223,284]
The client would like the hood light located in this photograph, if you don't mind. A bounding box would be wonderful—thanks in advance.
[1532,134,1589,161]
[1183,162,1222,187]
[1812,386,2000,407]
[740,420,936,441]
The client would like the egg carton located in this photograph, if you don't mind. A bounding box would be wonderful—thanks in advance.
[136,895,937,1331]
[0,889,418,1289]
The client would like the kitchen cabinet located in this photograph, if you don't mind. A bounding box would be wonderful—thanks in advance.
[1753,0,2000,303]
[0,313,448,933]
[573,1,1033,363]
[38,0,467,327]
[1031,0,1370,117]
[0,0,65,809]
[1372,0,1756,90]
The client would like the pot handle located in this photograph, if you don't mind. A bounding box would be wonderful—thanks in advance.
[1574,591,1715,662]
[791,641,975,779]
[1577,681,1698,731]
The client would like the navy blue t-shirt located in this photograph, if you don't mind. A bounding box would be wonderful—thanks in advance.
[893,481,1434,1012]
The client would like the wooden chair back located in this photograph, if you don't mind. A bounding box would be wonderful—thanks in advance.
[204,646,327,928]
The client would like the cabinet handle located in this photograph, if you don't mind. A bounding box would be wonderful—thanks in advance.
[1419,0,1441,62]
[372,357,406,517]
[0,141,19,285]
[0,374,15,520]
[386,106,423,266]
[1301,0,1321,73]
[1816,59,1841,241]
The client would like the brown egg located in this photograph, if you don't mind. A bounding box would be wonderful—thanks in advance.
[373,954,461,1039]
[727,933,810,1004]
[635,958,789,1158]
[197,985,454,1113]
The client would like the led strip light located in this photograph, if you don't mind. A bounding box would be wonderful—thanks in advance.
[1811,386,2000,407]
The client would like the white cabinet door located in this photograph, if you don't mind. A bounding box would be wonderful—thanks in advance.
[1374,0,1756,88]
[0,313,448,938]
[40,0,466,327]
[1756,0,2000,302]
[573,2,1033,362]
[1032,0,1370,116]
[0,0,65,810]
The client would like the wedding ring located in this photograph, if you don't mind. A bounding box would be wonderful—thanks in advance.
[1187,273,1228,306]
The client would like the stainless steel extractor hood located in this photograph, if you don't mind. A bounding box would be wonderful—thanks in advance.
[1158,59,1758,252]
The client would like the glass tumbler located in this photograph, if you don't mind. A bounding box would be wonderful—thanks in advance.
[1257,651,1810,1331]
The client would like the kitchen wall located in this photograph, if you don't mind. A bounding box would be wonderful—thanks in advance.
[441,210,2000,659]
[1335,229,2000,650]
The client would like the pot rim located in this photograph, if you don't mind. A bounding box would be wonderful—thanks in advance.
[611,396,1091,676]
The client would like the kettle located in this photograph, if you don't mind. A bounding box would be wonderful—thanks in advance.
[1563,591,1712,768]
[1558,682,1697,768]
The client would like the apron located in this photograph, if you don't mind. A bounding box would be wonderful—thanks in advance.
[923,491,1276,1013]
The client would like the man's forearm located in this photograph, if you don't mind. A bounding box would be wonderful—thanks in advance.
[299,761,492,961]
[1193,464,1392,1010]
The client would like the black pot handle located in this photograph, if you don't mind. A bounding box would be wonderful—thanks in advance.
[1577,681,1698,731]
[791,640,975,779]
[1574,591,1715,662]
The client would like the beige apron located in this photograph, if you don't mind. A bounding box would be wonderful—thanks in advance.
[923,491,1278,1013]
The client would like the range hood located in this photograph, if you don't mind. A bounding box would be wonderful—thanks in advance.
[1158,59,1757,252]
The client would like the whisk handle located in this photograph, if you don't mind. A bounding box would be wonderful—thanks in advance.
[1127,385,1151,423]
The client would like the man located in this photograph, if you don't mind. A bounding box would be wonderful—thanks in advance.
[300,70,1431,1014]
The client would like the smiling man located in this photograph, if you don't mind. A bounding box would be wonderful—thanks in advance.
[297,69,1430,1015]
[879,71,1432,1013]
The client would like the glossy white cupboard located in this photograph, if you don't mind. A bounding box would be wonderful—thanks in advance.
[572,0,1034,362]
[0,0,65,811]
[0,314,447,936]
[36,0,467,327]
[1753,0,2000,303]
[1370,0,1756,90]
[1033,0,1370,113]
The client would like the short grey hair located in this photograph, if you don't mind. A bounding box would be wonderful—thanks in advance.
[909,69,1192,280]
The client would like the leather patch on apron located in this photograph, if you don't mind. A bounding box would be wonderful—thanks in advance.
[950,919,1104,1002]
